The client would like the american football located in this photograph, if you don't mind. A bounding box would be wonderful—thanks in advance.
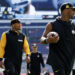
[47,31,59,38]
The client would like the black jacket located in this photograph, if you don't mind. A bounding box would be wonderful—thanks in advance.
[27,52,45,72]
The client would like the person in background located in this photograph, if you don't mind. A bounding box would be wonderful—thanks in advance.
[0,19,31,75]
[27,43,45,75]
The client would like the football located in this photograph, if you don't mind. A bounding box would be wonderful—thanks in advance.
[47,31,59,38]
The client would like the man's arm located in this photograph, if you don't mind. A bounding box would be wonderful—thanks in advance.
[40,53,45,72]
[0,32,6,68]
[27,63,31,74]
[23,36,31,63]
[40,22,59,44]
[40,53,45,67]
[23,35,31,55]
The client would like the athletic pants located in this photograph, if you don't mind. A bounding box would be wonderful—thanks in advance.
[4,59,21,75]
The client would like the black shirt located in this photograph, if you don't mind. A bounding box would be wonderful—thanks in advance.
[27,52,45,72]
[47,18,75,69]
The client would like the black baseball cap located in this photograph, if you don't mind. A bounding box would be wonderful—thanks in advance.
[32,43,37,47]
[60,3,75,12]
[11,19,21,25]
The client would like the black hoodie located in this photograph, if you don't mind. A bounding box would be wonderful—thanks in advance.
[47,18,75,70]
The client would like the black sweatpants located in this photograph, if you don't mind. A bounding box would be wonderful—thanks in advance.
[28,69,40,75]
[4,59,21,75]
[31,70,40,75]
[52,65,71,75]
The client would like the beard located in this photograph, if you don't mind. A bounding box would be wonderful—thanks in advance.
[69,15,74,19]
[68,12,74,19]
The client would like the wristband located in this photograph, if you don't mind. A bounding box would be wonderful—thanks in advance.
[44,39,47,44]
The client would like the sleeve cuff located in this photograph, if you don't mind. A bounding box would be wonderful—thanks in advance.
[0,58,3,61]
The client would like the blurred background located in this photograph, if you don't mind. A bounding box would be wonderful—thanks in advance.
[0,0,75,75]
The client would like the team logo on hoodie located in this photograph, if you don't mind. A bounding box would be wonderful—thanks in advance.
[72,30,75,34]
[18,39,23,42]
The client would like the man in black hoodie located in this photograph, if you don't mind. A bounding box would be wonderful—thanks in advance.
[0,19,31,75]
[27,43,45,75]
[40,2,75,75]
